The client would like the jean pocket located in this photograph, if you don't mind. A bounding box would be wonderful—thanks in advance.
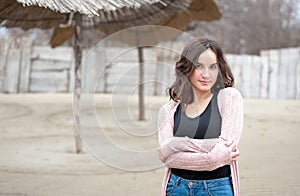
[166,174,178,195]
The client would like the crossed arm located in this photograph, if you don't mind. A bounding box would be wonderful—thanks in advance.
[157,88,244,171]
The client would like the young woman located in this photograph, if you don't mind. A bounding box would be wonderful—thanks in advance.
[157,38,243,196]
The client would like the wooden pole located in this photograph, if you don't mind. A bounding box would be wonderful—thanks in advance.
[136,29,145,121]
[138,46,145,121]
[74,12,83,153]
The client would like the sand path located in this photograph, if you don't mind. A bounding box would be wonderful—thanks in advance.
[0,94,299,196]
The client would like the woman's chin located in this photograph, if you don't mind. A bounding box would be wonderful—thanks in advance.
[195,86,212,93]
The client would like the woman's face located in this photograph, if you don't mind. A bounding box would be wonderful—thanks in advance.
[189,48,219,94]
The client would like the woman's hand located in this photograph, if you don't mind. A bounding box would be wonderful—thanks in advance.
[225,140,240,161]
[158,136,199,162]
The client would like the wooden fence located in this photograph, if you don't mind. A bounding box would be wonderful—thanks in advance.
[0,37,299,99]
[0,37,74,93]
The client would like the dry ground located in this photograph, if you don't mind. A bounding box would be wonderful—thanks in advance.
[0,94,299,196]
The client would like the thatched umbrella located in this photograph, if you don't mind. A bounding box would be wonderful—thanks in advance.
[48,0,221,122]
[0,0,221,154]
[0,0,193,153]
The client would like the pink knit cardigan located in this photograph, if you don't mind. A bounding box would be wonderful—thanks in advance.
[157,87,244,196]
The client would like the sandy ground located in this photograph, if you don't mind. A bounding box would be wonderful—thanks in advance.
[0,93,300,196]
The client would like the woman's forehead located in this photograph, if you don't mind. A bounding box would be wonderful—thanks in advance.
[197,48,217,64]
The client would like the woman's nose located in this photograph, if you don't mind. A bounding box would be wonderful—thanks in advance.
[201,69,210,77]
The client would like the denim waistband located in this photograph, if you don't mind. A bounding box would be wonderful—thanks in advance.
[170,173,232,189]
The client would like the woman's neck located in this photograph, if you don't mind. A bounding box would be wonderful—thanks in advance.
[193,90,213,104]
[184,89,213,117]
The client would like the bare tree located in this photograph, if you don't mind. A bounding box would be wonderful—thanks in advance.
[186,0,300,54]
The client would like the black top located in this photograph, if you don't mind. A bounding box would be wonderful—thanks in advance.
[171,93,231,180]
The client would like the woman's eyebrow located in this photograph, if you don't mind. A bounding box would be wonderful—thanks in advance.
[196,62,218,65]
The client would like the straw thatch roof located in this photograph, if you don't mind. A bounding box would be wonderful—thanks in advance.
[0,0,221,47]
[157,0,221,29]
[16,0,164,16]
[0,0,191,30]
[80,0,221,47]
[98,0,221,35]
[49,0,221,47]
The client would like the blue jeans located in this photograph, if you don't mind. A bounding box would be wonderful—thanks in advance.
[166,173,234,196]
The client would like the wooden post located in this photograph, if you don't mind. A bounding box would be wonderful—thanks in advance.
[286,48,298,99]
[251,55,261,98]
[74,12,83,153]
[153,49,159,96]
[296,47,300,99]
[269,50,279,99]
[3,38,21,93]
[260,50,270,98]
[136,29,145,121]
[19,37,32,93]
[138,46,145,121]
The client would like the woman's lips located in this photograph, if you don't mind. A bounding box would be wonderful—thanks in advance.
[199,80,209,85]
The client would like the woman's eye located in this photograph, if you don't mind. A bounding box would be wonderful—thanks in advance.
[195,64,203,69]
[209,64,217,70]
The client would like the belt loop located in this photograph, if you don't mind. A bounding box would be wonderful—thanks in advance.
[203,180,208,190]
[175,174,181,187]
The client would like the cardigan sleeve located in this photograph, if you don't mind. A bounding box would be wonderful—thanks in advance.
[157,102,219,161]
[157,88,243,171]
[157,103,230,170]
[217,87,244,145]
[160,140,232,171]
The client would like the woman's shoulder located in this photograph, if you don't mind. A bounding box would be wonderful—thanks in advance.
[160,99,180,113]
[218,87,243,99]
[159,100,180,114]
[217,87,243,112]
[157,100,179,122]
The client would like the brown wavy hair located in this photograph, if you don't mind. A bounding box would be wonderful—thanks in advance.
[168,37,234,105]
